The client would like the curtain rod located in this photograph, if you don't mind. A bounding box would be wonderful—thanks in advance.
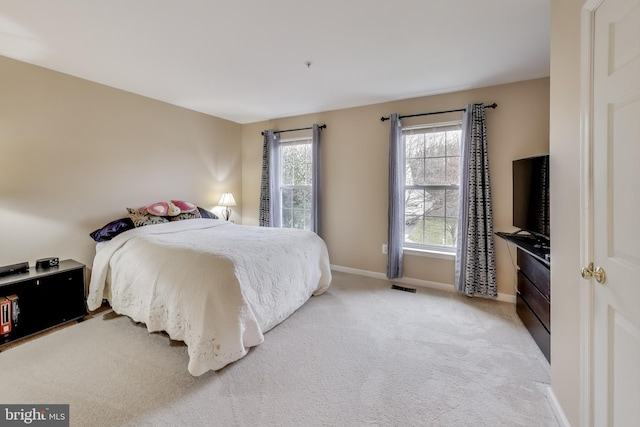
[380,103,497,122]
[261,124,327,136]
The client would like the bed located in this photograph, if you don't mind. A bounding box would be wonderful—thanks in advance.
[87,218,332,376]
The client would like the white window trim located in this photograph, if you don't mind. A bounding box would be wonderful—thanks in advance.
[278,136,313,230]
[279,136,311,145]
[403,246,456,260]
[402,120,461,132]
[402,120,462,255]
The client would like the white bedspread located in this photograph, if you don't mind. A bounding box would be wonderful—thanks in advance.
[87,219,332,376]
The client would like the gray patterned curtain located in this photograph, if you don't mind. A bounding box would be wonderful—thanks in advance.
[311,124,321,234]
[259,130,280,227]
[455,104,497,297]
[387,113,404,279]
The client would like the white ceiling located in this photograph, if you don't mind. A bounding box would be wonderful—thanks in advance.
[0,0,550,124]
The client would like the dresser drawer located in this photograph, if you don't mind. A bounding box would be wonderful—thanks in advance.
[516,294,550,362]
[517,271,550,331]
[518,249,550,299]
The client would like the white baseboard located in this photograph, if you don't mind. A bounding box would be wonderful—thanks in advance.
[330,264,516,303]
[546,386,571,427]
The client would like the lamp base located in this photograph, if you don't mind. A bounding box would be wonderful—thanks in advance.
[222,207,232,221]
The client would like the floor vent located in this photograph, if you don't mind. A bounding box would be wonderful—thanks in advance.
[391,284,416,293]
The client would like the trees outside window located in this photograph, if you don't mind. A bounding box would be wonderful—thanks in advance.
[280,138,312,230]
[404,122,462,251]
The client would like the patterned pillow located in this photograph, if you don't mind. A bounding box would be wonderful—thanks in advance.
[170,209,202,221]
[126,207,169,227]
[89,217,135,242]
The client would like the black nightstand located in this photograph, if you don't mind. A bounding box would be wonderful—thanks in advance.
[0,259,88,348]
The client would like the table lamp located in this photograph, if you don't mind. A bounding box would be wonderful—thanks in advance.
[218,192,236,221]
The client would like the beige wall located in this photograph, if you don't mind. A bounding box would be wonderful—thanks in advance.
[0,55,242,269]
[549,0,584,425]
[242,78,550,297]
[0,54,550,300]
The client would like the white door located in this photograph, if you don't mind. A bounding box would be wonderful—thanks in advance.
[583,0,640,425]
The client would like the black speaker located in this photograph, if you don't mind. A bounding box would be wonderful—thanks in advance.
[36,257,59,270]
[0,262,29,277]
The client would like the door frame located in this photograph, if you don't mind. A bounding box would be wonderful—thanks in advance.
[579,1,604,426]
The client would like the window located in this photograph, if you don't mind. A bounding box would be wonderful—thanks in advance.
[404,121,462,252]
[280,137,312,230]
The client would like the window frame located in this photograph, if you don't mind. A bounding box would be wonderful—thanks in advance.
[278,136,313,230]
[402,120,462,255]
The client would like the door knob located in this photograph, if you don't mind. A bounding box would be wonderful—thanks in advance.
[581,262,594,279]
[593,266,606,284]
[581,262,606,284]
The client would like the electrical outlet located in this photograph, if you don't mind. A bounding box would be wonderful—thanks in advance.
[382,244,388,254]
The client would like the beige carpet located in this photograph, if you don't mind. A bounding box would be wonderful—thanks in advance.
[0,271,558,426]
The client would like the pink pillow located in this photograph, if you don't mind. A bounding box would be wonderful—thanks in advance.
[146,202,180,216]
[171,200,197,213]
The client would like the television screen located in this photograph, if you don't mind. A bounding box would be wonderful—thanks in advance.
[513,154,550,239]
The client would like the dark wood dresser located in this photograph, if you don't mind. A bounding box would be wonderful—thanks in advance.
[496,232,550,362]
[516,248,550,362]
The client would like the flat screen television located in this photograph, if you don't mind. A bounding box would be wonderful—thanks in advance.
[512,154,550,241]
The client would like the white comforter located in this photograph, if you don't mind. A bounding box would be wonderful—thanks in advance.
[87,219,332,376]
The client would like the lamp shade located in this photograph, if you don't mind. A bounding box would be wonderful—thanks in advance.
[218,192,237,207]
